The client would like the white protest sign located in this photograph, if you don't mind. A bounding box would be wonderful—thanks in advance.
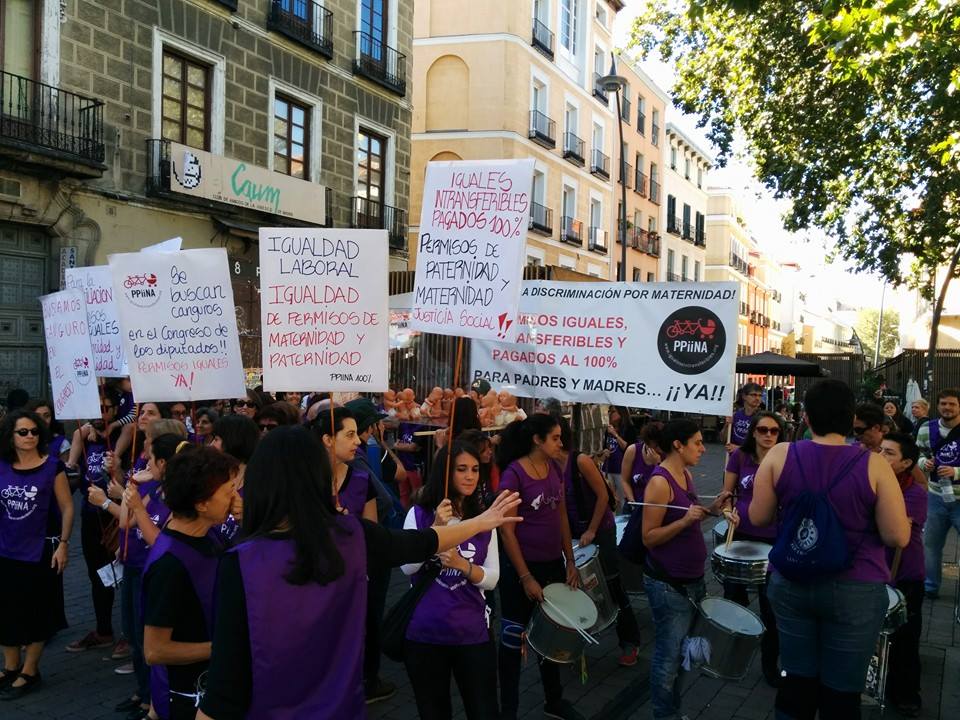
[40,289,101,420]
[410,159,535,341]
[471,281,739,415]
[108,247,246,401]
[259,228,389,392]
[64,266,128,377]
[142,237,183,253]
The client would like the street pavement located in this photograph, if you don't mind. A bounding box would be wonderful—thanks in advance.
[5,441,958,719]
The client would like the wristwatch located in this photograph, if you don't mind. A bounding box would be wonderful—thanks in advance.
[100,499,111,511]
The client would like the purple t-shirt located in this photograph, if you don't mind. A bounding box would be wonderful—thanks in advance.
[731,409,753,446]
[725,449,775,541]
[888,481,927,582]
[601,431,625,474]
[499,460,564,563]
[563,453,614,536]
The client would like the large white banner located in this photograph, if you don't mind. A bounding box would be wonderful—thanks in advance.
[470,281,739,415]
[108,248,246,401]
[40,289,101,420]
[259,228,389,392]
[410,159,535,341]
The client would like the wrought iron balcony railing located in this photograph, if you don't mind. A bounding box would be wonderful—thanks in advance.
[667,215,681,235]
[588,227,607,254]
[353,31,406,95]
[590,148,609,178]
[634,170,647,197]
[562,132,584,165]
[637,110,645,135]
[649,179,660,204]
[529,201,553,235]
[352,196,407,250]
[528,110,556,148]
[532,18,554,58]
[592,73,608,103]
[561,216,582,246]
[619,161,632,188]
[620,95,631,123]
[682,220,694,241]
[268,0,333,58]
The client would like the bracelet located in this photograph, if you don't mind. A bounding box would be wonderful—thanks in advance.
[518,572,532,584]
[100,499,111,511]
[465,560,474,580]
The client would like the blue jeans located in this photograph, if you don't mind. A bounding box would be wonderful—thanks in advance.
[120,566,149,702]
[643,576,705,720]
[923,492,960,594]
[767,573,887,692]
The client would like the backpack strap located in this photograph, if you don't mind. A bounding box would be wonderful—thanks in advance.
[791,443,866,494]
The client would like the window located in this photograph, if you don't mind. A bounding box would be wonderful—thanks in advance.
[2,0,36,79]
[565,103,578,135]
[361,0,386,44]
[273,95,309,179]
[647,272,655,282]
[681,255,688,281]
[590,198,602,231]
[685,157,691,180]
[637,96,645,134]
[527,254,543,267]
[595,3,607,26]
[632,268,641,282]
[592,122,603,153]
[562,185,575,218]
[559,254,576,270]
[357,126,386,211]
[697,165,703,188]
[667,249,675,275]
[532,170,546,205]
[161,49,210,149]
[651,109,660,145]
[560,0,578,54]
[683,203,692,236]
[670,145,677,170]
[532,78,547,113]
[593,46,604,75]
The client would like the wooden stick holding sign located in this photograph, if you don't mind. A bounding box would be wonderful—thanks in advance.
[121,403,139,563]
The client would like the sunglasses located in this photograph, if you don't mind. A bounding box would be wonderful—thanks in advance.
[259,423,278,432]
[755,426,780,436]
[15,428,41,437]
[852,426,868,435]
[234,400,253,408]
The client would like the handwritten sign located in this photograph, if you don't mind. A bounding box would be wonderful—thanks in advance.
[40,289,101,420]
[410,159,535,341]
[470,281,739,415]
[64,266,128,377]
[108,248,246,401]
[259,228,389,392]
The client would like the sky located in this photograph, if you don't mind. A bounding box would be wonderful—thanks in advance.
[612,2,895,313]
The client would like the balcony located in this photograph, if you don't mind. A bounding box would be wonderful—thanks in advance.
[267,0,333,59]
[0,71,105,177]
[644,232,661,257]
[667,215,680,236]
[634,170,647,197]
[649,179,660,204]
[353,31,406,95]
[560,216,582,246]
[618,161,632,188]
[695,230,706,247]
[529,201,553,236]
[588,227,608,254]
[590,149,609,179]
[620,95,631,123]
[667,272,680,282]
[351,196,407,250]
[682,220,694,241]
[562,132,585,165]
[528,110,556,148]
[637,110,645,135]
[739,302,748,316]
[592,73,608,104]
[651,123,660,145]
[532,18,554,58]
[729,253,748,275]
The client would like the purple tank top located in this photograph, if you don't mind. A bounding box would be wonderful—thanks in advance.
[499,460,564,563]
[731,409,753,446]
[645,467,707,581]
[726,449,775,541]
[338,466,370,518]
[119,480,170,570]
[775,441,887,583]
[629,442,658,498]
[563,453,614,536]
[406,506,492,645]
[0,455,58,562]
[235,516,367,719]
[887,481,927,583]
[601,431,625,473]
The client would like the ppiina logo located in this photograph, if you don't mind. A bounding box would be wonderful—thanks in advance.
[73,356,93,386]
[657,306,726,375]
[121,272,161,308]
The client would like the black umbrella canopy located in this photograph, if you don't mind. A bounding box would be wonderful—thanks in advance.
[735,351,828,377]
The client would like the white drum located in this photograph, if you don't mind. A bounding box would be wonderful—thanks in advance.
[711,541,770,586]
[525,584,598,664]
[573,543,618,632]
[690,596,765,681]
[615,515,644,596]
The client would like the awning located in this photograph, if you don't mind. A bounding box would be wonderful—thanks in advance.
[212,215,259,240]
[735,351,828,377]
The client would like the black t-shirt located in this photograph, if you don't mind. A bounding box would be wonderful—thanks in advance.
[143,530,220,704]
[199,520,439,719]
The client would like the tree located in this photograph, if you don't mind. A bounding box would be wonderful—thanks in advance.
[628,0,960,293]
[855,307,900,362]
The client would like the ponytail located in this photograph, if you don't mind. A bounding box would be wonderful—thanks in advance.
[496,413,559,472]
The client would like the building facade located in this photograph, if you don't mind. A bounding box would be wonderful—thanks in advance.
[0,0,413,396]
[662,123,709,284]
[613,55,665,282]
[409,0,623,278]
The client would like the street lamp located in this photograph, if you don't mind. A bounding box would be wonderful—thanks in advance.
[599,53,628,281]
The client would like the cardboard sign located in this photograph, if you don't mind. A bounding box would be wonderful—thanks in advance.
[40,289,101,420]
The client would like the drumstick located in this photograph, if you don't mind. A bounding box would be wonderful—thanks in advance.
[724,510,736,550]
[890,547,903,582]
[627,501,722,516]
[542,598,599,645]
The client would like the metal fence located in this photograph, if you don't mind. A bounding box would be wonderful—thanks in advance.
[872,349,960,399]
[795,352,865,398]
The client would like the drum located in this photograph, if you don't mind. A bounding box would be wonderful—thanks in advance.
[713,519,729,548]
[711,541,770,586]
[615,515,645,596]
[525,584,598,664]
[690,597,765,681]
[882,585,907,635]
[573,543,618,632]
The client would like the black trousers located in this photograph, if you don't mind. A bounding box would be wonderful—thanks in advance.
[498,558,566,718]
[887,579,923,705]
[405,639,499,720]
[364,562,391,686]
[80,509,115,638]
[595,525,641,647]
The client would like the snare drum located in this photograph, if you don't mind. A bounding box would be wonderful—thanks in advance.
[525,584,598,664]
[712,519,729,548]
[711,541,770,586]
[882,585,907,635]
[573,543,618,632]
[690,596,765,681]
[615,515,644,596]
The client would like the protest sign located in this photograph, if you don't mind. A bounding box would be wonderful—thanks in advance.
[64,266,128,377]
[259,228,389,392]
[40,289,101,420]
[410,159,535,341]
[142,237,183,253]
[108,247,246,401]
[470,281,739,415]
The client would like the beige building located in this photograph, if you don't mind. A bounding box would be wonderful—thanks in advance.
[663,123,710,283]
[409,0,625,277]
[613,55,666,282]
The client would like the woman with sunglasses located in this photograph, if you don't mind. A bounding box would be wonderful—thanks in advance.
[25,400,69,461]
[720,411,785,686]
[0,410,73,700]
[230,392,261,419]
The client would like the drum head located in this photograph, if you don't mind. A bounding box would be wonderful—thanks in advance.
[700,597,764,636]
[542,584,598,630]
[573,543,598,566]
[713,541,771,562]
[886,585,904,611]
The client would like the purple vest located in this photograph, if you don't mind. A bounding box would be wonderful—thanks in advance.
[235,516,367,719]
[563,453,614,536]
[119,480,170,570]
[212,486,243,546]
[629,442,658,498]
[929,420,960,468]
[406,506,491,645]
[731,409,753,446]
[601,431,624,473]
[775,441,888,583]
[888,481,927,582]
[0,455,58,562]
[645,467,707,581]
[499,460,564,563]
[338,466,370,518]
[726,449,775,541]
[142,530,220,720]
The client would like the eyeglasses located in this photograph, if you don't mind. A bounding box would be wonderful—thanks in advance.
[258,423,278,432]
[15,428,41,437]
[852,425,868,435]
[755,426,780,436]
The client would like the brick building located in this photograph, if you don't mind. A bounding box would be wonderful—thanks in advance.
[0,0,412,396]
